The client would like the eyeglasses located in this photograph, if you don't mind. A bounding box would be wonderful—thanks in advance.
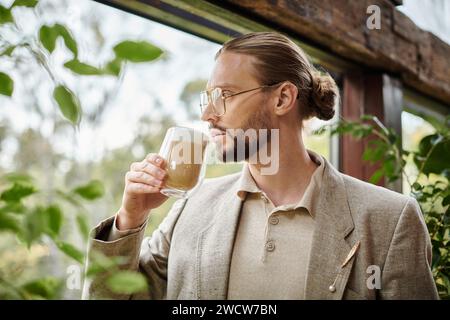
[199,82,283,117]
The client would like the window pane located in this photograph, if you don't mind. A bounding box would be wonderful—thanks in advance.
[401,111,436,194]
[0,0,339,299]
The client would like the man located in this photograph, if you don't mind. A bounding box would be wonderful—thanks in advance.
[82,32,438,300]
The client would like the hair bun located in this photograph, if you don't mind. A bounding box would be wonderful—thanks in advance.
[310,71,339,121]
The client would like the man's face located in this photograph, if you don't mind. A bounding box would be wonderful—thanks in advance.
[201,52,275,162]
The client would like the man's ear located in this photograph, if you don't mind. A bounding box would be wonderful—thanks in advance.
[274,82,298,116]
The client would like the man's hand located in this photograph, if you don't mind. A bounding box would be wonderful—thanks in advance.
[117,153,169,230]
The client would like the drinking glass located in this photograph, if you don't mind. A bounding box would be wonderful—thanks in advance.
[158,126,209,199]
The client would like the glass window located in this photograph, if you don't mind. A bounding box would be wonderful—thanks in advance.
[0,0,340,299]
[401,111,436,194]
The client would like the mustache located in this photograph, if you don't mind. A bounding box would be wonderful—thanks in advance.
[208,123,227,132]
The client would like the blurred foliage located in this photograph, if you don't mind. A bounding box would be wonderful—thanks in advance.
[315,113,450,299]
[0,0,328,301]
[180,78,208,120]
[0,0,164,299]
[0,0,163,125]
[0,172,102,298]
[85,250,147,297]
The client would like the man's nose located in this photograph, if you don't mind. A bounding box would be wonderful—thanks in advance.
[200,102,219,123]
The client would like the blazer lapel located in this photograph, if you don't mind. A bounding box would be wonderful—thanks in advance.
[195,156,359,300]
[196,177,243,299]
[305,157,359,299]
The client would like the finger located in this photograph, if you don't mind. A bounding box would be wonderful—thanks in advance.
[130,162,140,171]
[126,171,163,187]
[125,182,160,194]
[146,153,165,168]
[131,161,166,180]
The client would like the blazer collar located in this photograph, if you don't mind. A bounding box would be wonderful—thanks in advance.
[196,155,358,299]
[196,175,243,299]
[304,156,359,299]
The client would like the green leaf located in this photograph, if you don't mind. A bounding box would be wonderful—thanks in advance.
[363,140,386,163]
[0,202,26,215]
[0,212,22,233]
[55,189,82,208]
[76,213,90,240]
[415,134,450,175]
[64,59,102,75]
[11,0,39,8]
[22,206,47,246]
[73,180,104,200]
[312,125,328,136]
[383,158,396,178]
[0,45,16,57]
[106,271,147,294]
[361,114,376,122]
[0,182,36,202]
[442,275,450,296]
[56,241,84,263]
[0,5,13,24]
[86,251,128,277]
[443,195,450,207]
[45,205,63,237]
[2,172,34,183]
[104,57,122,76]
[21,277,61,300]
[38,24,77,57]
[0,71,14,96]
[369,168,384,185]
[38,25,58,53]
[113,40,163,63]
[54,24,78,57]
[412,182,423,191]
[53,85,80,124]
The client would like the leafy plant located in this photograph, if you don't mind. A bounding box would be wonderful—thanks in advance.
[0,172,102,297]
[0,0,164,125]
[85,250,148,297]
[315,114,450,299]
[0,0,163,299]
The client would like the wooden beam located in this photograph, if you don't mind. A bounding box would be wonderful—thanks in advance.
[341,72,368,181]
[340,72,405,191]
[97,0,359,73]
[209,0,450,108]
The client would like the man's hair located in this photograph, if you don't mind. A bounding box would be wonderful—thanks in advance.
[215,32,339,121]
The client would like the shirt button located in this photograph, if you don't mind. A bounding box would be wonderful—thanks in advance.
[265,240,275,252]
[269,216,279,225]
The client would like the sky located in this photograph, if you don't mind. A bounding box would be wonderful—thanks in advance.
[398,0,450,45]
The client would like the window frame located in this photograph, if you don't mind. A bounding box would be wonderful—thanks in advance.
[96,0,450,185]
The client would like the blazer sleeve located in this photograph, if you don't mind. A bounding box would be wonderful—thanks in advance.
[81,198,187,300]
[379,197,439,300]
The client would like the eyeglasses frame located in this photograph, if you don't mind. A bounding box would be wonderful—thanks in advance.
[200,82,286,117]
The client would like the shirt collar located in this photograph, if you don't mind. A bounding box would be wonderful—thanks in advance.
[236,149,325,217]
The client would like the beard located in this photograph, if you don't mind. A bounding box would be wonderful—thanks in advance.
[212,106,275,163]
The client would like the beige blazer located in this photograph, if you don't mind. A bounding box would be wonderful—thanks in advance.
[82,156,439,300]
